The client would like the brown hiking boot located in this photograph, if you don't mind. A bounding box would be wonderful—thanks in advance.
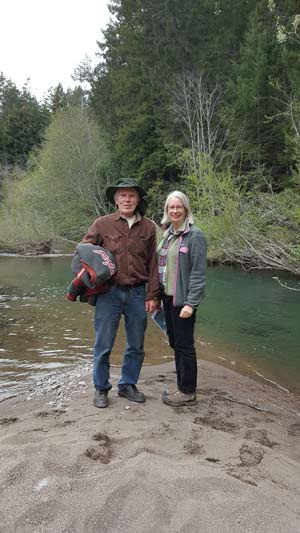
[162,390,196,407]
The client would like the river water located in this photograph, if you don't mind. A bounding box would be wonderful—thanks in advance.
[0,255,299,399]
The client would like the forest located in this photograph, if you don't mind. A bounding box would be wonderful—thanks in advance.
[0,0,299,274]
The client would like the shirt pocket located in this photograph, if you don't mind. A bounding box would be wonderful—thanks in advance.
[135,235,151,257]
[103,235,123,255]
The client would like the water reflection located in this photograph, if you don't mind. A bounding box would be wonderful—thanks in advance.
[0,256,299,398]
[0,256,173,398]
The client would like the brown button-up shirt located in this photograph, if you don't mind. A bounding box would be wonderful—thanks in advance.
[83,211,160,300]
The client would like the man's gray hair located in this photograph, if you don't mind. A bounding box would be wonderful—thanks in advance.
[161,190,194,225]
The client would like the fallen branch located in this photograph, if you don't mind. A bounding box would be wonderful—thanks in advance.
[222,235,300,276]
[218,395,264,411]
[272,276,300,292]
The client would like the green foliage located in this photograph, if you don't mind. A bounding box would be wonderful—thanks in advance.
[145,178,171,223]
[90,0,255,184]
[87,0,300,193]
[1,0,300,273]
[0,173,56,251]
[289,243,300,261]
[179,150,243,256]
[0,73,49,167]
[45,83,68,113]
[225,4,284,169]
[225,0,300,186]
[0,106,111,250]
[179,149,300,273]
[44,84,88,114]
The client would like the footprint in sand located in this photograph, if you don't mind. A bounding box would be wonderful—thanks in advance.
[226,467,258,487]
[35,410,66,418]
[244,429,277,448]
[193,416,239,432]
[287,423,300,436]
[85,432,112,463]
[53,420,76,428]
[239,443,264,467]
[184,431,205,456]
[0,417,19,425]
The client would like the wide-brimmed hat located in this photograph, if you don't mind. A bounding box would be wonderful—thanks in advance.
[106,178,148,215]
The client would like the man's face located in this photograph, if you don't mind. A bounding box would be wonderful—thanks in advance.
[114,188,140,218]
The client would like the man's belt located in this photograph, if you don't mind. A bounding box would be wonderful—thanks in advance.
[114,282,145,290]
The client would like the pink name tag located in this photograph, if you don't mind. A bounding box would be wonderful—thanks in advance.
[179,246,189,253]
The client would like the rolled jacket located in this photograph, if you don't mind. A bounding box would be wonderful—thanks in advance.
[66,243,117,305]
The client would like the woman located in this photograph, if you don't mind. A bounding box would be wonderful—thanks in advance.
[157,191,207,407]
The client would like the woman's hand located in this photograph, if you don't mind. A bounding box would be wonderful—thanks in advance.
[179,304,194,319]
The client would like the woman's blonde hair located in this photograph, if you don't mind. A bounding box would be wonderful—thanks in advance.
[161,190,194,226]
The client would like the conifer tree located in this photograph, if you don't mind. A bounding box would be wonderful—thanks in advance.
[0,73,49,167]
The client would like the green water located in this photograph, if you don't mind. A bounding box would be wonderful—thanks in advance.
[198,265,300,393]
[0,256,299,397]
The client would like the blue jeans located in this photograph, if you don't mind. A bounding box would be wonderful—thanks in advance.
[93,285,147,391]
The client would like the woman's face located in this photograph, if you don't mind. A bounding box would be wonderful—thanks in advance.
[167,196,187,227]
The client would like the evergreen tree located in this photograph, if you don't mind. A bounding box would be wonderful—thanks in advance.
[0,73,49,167]
[45,84,88,113]
[45,83,68,113]
[225,1,300,186]
[90,0,259,185]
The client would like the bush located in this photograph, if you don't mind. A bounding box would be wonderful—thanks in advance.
[181,150,300,274]
[0,106,112,252]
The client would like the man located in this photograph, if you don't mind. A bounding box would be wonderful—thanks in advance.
[83,178,160,408]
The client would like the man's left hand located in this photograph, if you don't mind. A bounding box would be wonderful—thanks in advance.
[145,299,158,313]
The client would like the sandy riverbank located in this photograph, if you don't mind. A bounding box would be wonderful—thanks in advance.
[0,360,300,533]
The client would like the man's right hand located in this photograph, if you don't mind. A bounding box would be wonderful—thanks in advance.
[145,299,158,313]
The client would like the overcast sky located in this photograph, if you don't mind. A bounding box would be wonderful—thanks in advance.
[0,0,111,100]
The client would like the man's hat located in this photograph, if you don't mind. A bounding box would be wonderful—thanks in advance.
[106,178,148,215]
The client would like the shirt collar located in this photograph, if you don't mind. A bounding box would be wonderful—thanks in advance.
[169,218,189,236]
[113,210,142,223]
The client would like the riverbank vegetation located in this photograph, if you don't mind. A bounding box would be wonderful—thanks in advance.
[0,0,299,274]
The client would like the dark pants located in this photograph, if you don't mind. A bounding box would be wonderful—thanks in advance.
[162,295,197,394]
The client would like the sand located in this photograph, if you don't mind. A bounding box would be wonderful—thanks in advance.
[0,360,300,533]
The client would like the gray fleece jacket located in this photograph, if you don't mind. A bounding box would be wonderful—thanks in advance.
[161,223,207,308]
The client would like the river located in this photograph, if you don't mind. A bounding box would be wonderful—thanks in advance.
[0,255,299,399]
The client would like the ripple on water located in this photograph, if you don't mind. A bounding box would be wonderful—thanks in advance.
[14,361,70,371]
[0,359,20,365]
[70,345,92,349]
[39,349,66,354]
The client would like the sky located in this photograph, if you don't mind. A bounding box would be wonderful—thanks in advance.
[0,0,111,101]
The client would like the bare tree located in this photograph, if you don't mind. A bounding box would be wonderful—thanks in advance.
[171,73,230,214]
[172,73,228,163]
